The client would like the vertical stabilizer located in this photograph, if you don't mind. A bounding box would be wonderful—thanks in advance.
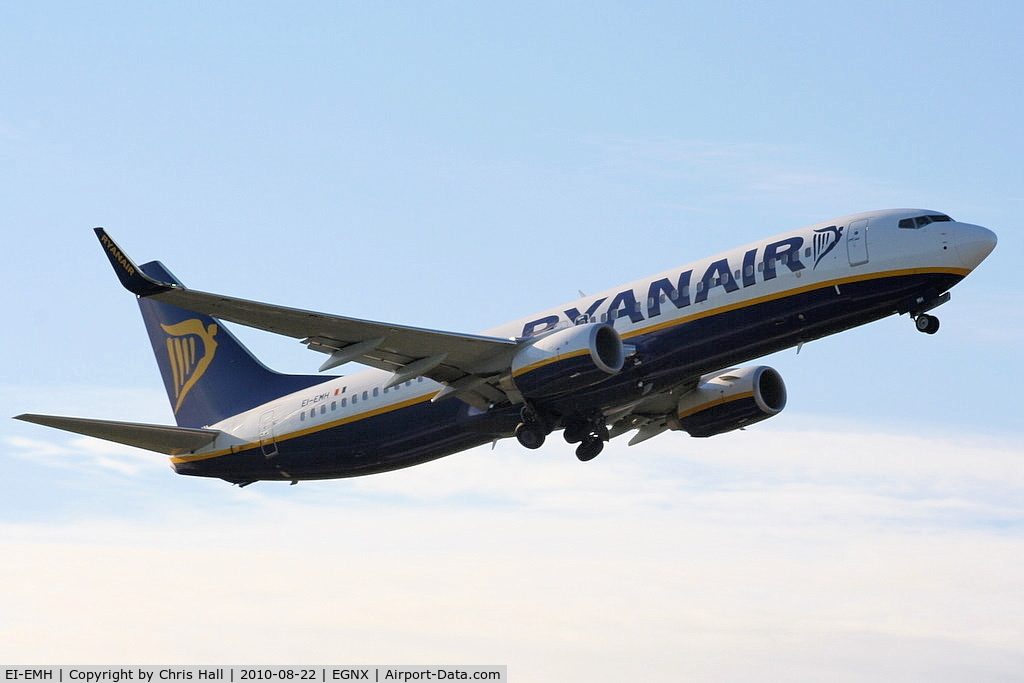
[136,261,328,428]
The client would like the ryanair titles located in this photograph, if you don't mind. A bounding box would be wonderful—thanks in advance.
[99,232,136,278]
[522,235,808,337]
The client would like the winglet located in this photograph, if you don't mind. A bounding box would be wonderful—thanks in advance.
[94,228,176,296]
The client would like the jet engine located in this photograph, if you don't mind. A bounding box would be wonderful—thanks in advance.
[511,323,626,398]
[671,365,786,437]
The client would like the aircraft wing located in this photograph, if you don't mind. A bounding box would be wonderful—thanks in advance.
[603,378,699,446]
[14,414,221,455]
[96,229,518,408]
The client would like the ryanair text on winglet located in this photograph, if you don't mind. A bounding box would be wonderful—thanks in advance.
[100,232,136,278]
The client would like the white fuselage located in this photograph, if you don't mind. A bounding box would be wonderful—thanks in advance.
[180,208,996,474]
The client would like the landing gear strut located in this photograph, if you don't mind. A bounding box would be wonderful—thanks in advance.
[914,313,940,335]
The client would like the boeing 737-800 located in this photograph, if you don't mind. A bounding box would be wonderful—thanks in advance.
[17,209,996,485]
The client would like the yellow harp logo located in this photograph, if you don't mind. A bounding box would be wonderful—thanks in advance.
[161,319,219,414]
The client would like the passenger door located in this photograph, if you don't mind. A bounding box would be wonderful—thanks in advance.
[847,218,869,266]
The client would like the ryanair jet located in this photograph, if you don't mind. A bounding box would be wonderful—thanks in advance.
[17,209,996,485]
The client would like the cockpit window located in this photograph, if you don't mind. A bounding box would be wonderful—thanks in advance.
[898,214,954,229]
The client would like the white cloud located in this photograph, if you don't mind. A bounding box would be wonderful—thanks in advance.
[0,421,1021,680]
[7,435,160,476]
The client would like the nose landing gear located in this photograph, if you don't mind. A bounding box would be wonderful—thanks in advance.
[905,292,949,335]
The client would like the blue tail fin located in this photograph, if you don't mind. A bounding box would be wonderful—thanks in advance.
[136,261,329,428]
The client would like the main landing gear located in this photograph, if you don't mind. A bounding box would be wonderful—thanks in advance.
[562,414,609,462]
[914,313,940,335]
[514,405,549,450]
[573,434,606,462]
[514,406,610,462]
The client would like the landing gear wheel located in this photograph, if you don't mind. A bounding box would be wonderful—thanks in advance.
[915,314,940,335]
[563,420,589,444]
[575,437,604,462]
[515,422,546,449]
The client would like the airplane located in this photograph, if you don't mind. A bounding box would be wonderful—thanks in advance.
[16,209,996,486]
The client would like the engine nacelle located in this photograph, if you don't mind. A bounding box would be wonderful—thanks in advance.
[511,323,626,399]
[671,365,786,437]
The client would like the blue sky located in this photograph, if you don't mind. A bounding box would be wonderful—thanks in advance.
[2,2,1022,679]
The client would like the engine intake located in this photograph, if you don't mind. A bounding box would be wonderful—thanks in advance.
[672,365,786,437]
[511,323,625,398]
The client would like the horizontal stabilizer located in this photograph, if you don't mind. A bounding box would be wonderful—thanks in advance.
[14,414,221,455]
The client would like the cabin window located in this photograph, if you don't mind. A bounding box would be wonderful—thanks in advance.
[373,387,379,397]
[331,401,336,411]
[342,398,347,407]
[300,412,305,422]
[362,391,368,400]
[320,405,326,415]
[745,264,754,277]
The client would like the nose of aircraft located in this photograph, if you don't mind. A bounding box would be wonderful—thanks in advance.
[954,222,998,270]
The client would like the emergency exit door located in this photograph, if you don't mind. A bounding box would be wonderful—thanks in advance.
[259,410,278,458]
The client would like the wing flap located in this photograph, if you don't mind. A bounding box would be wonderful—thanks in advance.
[15,414,221,455]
